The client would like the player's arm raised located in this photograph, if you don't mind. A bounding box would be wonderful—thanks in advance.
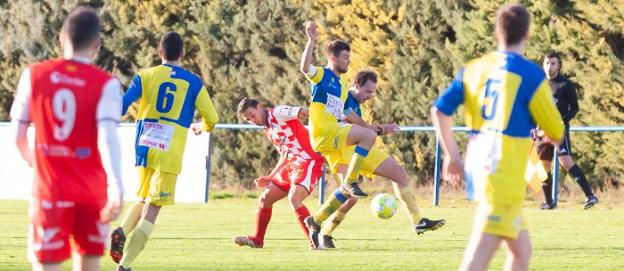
[300,21,318,75]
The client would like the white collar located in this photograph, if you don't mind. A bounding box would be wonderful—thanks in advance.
[64,55,92,64]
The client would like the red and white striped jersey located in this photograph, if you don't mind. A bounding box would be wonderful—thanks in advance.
[264,106,323,165]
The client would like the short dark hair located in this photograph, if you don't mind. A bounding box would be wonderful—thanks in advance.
[494,4,530,46]
[326,40,350,57]
[159,32,184,61]
[354,70,377,87]
[61,6,101,51]
[544,50,561,64]
[237,97,260,116]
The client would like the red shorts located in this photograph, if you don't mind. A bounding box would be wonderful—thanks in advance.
[271,159,324,194]
[28,198,108,263]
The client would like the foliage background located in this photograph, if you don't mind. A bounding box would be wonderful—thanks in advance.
[1,0,622,188]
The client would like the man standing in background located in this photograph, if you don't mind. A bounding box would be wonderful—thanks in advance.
[538,51,598,210]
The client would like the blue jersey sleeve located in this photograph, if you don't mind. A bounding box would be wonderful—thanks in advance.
[344,92,361,117]
[435,69,465,116]
[122,74,142,115]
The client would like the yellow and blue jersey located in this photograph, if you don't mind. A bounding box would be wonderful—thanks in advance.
[123,64,218,174]
[305,66,350,151]
[344,91,362,118]
[435,51,564,205]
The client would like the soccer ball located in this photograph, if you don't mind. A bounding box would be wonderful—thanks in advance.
[370,193,398,219]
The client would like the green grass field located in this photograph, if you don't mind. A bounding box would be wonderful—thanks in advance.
[1,196,623,271]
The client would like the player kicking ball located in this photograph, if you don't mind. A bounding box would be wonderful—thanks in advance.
[233,98,325,249]
[308,70,446,249]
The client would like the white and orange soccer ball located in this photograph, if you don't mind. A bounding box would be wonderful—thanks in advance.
[370,193,398,219]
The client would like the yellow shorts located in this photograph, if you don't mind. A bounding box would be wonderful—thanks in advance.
[315,124,352,153]
[326,145,389,179]
[137,167,178,206]
[473,203,528,239]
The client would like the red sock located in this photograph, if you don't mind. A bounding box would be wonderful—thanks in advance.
[294,206,311,240]
[252,207,272,245]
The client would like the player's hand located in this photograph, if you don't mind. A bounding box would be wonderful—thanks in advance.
[442,153,464,184]
[540,134,561,146]
[370,124,384,135]
[255,176,273,189]
[530,129,538,140]
[535,129,546,138]
[100,183,123,223]
[305,21,317,40]
[191,123,203,136]
[381,124,400,135]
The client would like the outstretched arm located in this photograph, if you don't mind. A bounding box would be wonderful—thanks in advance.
[343,111,379,132]
[300,21,318,75]
[343,111,400,135]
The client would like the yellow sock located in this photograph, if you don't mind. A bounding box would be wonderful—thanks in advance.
[344,146,369,184]
[121,202,144,236]
[321,211,347,236]
[313,190,348,224]
[119,219,154,268]
[394,184,421,224]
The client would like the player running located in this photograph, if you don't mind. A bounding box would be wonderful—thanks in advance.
[232,98,324,249]
[431,4,564,271]
[110,32,219,271]
[10,7,124,271]
[300,23,445,249]
[316,70,445,249]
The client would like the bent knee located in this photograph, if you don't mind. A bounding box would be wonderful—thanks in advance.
[258,195,273,208]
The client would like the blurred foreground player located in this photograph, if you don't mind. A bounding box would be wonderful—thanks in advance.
[432,4,564,271]
[10,6,124,271]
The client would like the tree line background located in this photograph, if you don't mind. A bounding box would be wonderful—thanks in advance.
[0,0,622,189]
